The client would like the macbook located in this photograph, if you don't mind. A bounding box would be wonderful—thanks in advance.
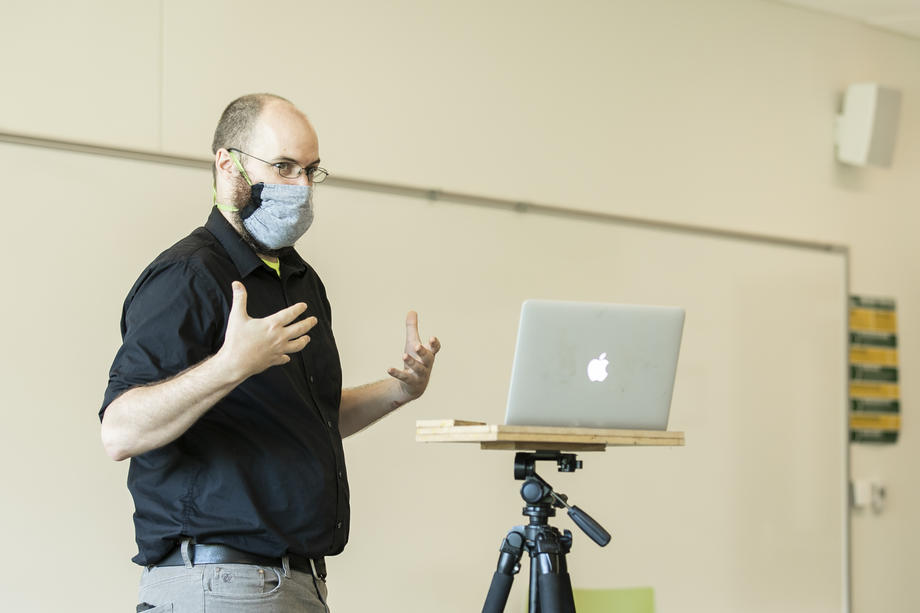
[504,300,685,430]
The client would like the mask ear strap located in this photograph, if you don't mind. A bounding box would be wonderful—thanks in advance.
[213,182,239,212]
[230,150,254,186]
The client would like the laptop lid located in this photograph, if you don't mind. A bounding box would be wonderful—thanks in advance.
[504,300,685,430]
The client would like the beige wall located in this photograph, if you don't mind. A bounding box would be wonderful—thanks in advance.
[0,0,917,611]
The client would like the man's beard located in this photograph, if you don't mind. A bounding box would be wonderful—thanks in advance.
[227,176,285,258]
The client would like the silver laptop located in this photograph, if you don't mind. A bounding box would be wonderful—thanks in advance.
[504,300,685,430]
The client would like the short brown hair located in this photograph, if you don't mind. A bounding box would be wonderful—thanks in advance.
[211,93,291,178]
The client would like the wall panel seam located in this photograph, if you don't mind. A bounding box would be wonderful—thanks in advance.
[0,129,849,255]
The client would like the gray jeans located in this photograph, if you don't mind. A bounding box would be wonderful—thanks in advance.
[137,545,330,613]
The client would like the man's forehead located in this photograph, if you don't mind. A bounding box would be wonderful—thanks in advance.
[250,101,318,158]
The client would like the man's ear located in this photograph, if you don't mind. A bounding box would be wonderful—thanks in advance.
[215,148,237,178]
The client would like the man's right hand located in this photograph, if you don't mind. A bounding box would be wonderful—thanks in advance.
[102,281,318,461]
[218,281,318,381]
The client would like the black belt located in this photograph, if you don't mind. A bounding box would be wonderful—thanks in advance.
[155,543,326,580]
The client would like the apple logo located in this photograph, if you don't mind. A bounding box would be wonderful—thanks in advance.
[587,352,609,382]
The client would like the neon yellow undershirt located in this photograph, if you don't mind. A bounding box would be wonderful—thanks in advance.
[260,257,281,277]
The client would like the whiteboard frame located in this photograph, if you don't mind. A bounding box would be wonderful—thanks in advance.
[0,129,852,613]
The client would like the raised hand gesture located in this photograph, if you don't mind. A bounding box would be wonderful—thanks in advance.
[219,281,318,380]
[386,311,441,401]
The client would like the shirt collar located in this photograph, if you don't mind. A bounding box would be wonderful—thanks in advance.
[205,207,308,279]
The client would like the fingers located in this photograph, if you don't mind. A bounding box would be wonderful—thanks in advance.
[404,338,440,366]
[403,312,439,353]
[388,315,441,395]
[285,316,318,340]
[221,282,321,378]
[231,281,308,327]
[400,353,431,383]
[410,343,436,368]
[387,350,432,397]
[388,351,427,378]
[229,281,248,321]
[283,334,312,354]
[404,310,421,349]
[387,367,410,382]
[403,351,425,369]
[271,301,309,325]
[398,312,440,385]
[274,317,316,356]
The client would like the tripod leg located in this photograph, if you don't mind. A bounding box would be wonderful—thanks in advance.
[483,529,526,613]
[531,532,576,613]
[535,562,575,613]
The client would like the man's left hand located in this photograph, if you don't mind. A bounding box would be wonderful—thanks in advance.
[387,311,441,401]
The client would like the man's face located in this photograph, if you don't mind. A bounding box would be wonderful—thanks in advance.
[220,100,321,255]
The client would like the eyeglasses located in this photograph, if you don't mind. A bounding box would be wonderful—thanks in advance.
[228,148,329,183]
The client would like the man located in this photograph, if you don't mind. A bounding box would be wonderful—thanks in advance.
[100,93,440,612]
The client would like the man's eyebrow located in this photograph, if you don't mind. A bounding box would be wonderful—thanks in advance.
[273,156,321,167]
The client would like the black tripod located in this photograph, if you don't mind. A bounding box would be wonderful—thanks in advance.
[482,452,611,613]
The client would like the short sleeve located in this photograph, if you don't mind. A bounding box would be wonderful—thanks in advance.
[100,259,228,419]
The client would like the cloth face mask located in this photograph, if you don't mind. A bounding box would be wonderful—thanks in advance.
[239,182,314,250]
[215,151,315,250]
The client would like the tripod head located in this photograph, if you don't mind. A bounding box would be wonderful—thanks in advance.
[513,451,611,547]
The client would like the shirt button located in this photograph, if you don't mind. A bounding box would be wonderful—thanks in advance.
[335,521,343,529]
[309,375,314,383]
[337,471,344,479]
[327,420,334,429]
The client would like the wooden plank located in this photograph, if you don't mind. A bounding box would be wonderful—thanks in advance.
[415,426,498,441]
[480,442,607,452]
[493,424,680,439]
[417,422,680,438]
[416,432,683,446]
[415,419,487,428]
[415,420,684,449]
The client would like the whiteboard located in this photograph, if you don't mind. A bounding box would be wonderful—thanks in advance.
[0,141,848,612]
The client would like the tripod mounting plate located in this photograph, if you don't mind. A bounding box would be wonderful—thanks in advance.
[514,451,582,479]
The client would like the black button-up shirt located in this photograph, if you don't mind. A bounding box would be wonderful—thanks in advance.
[101,208,348,565]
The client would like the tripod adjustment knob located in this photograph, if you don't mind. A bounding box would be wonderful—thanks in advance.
[561,529,573,549]
[520,478,546,504]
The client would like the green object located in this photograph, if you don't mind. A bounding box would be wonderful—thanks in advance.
[572,587,655,613]
[260,257,281,277]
